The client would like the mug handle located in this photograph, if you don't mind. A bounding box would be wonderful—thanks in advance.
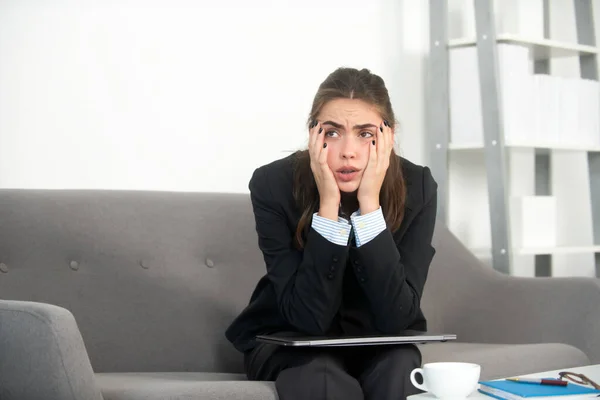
[410,368,428,392]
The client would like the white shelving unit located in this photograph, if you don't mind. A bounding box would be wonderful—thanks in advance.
[449,142,600,152]
[428,0,600,277]
[449,34,599,59]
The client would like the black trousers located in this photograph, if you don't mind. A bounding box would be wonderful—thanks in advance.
[244,339,423,400]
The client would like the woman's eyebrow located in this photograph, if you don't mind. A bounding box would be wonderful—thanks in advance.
[321,121,377,130]
[321,120,343,129]
[354,123,377,130]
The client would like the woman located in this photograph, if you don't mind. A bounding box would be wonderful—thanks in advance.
[225,67,438,400]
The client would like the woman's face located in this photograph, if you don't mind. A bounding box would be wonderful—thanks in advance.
[317,98,388,193]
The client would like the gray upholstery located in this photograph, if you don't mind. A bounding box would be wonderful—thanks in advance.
[422,226,600,364]
[0,189,598,400]
[96,373,276,400]
[419,342,589,380]
[0,190,264,374]
[0,300,103,400]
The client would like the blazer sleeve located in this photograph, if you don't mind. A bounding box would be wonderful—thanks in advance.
[248,166,350,335]
[348,166,438,333]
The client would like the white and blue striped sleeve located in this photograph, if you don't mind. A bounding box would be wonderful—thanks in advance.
[311,213,352,246]
[350,207,387,247]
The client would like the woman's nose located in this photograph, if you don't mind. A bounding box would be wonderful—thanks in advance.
[340,139,357,159]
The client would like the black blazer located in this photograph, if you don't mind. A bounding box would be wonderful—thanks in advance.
[225,153,438,353]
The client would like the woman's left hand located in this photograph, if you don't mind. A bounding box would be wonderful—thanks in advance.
[357,120,394,214]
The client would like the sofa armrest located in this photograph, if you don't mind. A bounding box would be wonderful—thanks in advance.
[0,300,103,400]
[442,273,600,364]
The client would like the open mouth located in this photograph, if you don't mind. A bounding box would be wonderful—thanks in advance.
[336,168,360,182]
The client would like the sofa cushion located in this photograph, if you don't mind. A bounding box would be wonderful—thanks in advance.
[96,372,277,400]
[419,342,590,380]
[96,343,589,400]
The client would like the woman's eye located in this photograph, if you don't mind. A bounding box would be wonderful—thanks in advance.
[325,130,339,138]
[360,131,374,138]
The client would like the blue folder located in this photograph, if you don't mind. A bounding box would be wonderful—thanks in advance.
[478,378,600,399]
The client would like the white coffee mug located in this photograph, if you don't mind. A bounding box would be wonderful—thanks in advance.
[410,362,481,399]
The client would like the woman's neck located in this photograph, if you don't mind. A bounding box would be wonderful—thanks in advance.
[340,191,359,218]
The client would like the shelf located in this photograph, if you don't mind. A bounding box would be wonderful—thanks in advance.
[448,142,600,152]
[448,34,599,60]
[470,246,600,257]
[517,245,600,256]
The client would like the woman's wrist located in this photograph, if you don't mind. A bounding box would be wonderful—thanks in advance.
[358,198,380,215]
[318,200,339,221]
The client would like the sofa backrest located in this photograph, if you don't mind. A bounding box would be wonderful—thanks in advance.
[0,189,480,374]
[420,219,499,336]
[0,189,266,374]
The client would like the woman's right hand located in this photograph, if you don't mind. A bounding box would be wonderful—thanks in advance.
[308,120,340,220]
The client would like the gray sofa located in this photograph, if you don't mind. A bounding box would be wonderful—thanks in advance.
[0,189,598,400]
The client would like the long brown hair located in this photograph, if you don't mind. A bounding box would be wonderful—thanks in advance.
[292,67,407,249]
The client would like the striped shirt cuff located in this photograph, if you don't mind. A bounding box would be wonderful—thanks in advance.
[350,207,386,247]
[311,213,352,246]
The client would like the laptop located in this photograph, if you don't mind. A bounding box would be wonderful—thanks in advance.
[255,330,457,347]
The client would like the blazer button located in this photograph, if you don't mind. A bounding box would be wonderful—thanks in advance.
[327,273,334,280]
[332,256,339,262]
[330,265,335,272]
[359,277,366,283]
[353,260,360,265]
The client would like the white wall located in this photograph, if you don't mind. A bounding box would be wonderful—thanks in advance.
[0,0,429,192]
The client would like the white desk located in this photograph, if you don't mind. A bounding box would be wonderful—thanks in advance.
[408,364,600,399]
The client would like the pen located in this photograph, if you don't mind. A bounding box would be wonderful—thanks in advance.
[506,378,568,386]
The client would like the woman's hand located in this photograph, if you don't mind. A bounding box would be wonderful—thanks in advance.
[308,120,340,220]
[357,120,394,214]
